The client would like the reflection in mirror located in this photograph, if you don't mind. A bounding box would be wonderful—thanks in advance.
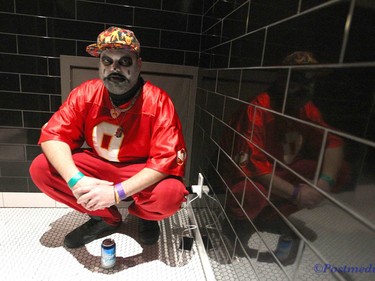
[201,51,374,279]
[193,48,374,280]
[239,69,287,106]
[287,66,375,142]
[292,191,375,281]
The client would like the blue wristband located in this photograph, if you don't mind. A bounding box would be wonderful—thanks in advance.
[67,172,85,189]
[319,173,336,187]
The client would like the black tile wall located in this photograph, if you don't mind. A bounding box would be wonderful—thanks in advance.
[206,91,225,119]
[0,0,14,12]
[201,22,221,51]
[130,27,161,48]
[134,9,188,31]
[208,42,231,68]
[239,69,285,103]
[192,0,375,279]
[263,1,350,65]
[247,0,299,32]
[217,69,241,98]
[0,128,40,145]
[23,112,52,128]
[0,0,203,192]
[300,0,332,11]
[0,13,46,36]
[0,178,29,192]
[26,145,42,161]
[0,73,20,91]
[187,14,202,33]
[107,0,161,9]
[0,34,17,53]
[15,0,76,18]
[344,0,375,62]
[0,110,22,126]
[222,2,249,42]
[47,19,103,41]
[0,54,48,75]
[230,29,265,67]
[0,92,50,111]
[18,36,77,57]
[162,0,203,14]
[140,47,185,65]
[0,145,25,161]
[21,75,61,95]
[160,31,201,52]
[77,1,133,25]
[48,58,62,76]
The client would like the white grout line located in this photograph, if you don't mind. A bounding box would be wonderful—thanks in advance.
[186,195,216,281]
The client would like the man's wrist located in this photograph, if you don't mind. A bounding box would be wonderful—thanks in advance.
[114,183,127,201]
[291,184,301,202]
[67,171,85,189]
[319,173,336,187]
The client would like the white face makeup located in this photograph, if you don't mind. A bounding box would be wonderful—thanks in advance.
[99,49,142,95]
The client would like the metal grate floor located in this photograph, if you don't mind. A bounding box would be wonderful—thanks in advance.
[0,207,208,281]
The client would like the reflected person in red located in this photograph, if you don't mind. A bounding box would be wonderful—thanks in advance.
[223,52,350,264]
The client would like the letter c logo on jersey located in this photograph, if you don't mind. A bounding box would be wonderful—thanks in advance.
[177,148,186,166]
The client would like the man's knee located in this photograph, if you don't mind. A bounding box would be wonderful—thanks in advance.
[29,154,49,182]
[154,178,188,213]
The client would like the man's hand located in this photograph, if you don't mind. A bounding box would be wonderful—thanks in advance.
[297,184,324,209]
[72,176,115,211]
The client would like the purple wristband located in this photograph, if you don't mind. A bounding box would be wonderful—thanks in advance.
[291,184,301,201]
[115,183,127,201]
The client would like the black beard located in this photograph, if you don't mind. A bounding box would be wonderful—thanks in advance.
[109,76,144,106]
[104,73,128,83]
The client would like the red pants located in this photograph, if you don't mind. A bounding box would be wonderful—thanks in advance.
[29,150,188,226]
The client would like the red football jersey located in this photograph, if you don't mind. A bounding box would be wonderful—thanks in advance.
[39,79,187,177]
[226,92,343,178]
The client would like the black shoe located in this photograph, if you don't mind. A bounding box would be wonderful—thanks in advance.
[64,218,121,248]
[138,219,160,245]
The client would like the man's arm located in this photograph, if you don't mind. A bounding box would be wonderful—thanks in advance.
[41,140,80,182]
[255,173,324,209]
[118,168,167,197]
[76,167,167,211]
[41,140,114,206]
[317,146,344,191]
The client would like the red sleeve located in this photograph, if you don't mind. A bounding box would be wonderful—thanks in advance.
[231,93,273,177]
[38,84,87,150]
[245,103,273,177]
[145,92,186,177]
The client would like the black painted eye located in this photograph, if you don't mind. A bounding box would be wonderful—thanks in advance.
[119,56,133,67]
[101,56,113,66]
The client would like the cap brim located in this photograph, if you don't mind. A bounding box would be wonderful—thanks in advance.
[86,43,139,57]
[86,43,101,57]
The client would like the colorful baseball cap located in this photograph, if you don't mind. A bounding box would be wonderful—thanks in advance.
[282,51,318,65]
[86,26,141,57]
